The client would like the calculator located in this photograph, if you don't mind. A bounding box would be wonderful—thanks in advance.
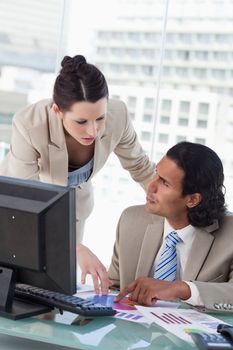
[190,324,233,350]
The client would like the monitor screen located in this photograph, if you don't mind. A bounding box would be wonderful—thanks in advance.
[0,176,76,318]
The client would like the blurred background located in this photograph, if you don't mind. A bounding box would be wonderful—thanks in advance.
[0,0,233,268]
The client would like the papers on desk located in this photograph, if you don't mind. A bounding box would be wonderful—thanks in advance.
[75,289,181,324]
[136,306,230,343]
[85,294,148,323]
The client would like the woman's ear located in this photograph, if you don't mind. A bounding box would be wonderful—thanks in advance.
[186,193,202,208]
[52,103,63,120]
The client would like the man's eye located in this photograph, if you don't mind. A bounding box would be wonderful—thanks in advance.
[160,178,168,186]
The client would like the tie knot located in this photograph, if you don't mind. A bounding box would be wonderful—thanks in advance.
[165,231,181,248]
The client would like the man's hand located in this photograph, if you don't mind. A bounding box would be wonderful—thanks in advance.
[114,276,191,305]
[77,243,112,295]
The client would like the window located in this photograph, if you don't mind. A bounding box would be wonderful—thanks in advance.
[161,99,172,112]
[144,49,155,59]
[198,103,209,115]
[0,113,13,124]
[143,114,153,122]
[179,33,192,44]
[176,68,188,78]
[160,115,170,124]
[144,98,155,109]
[111,48,123,56]
[177,50,190,61]
[144,32,161,42]
[212,69,226,80]
[165,50,173,60]
[166,33,177,43]
[129,112,135,120]
[158,133,169,143]
[163,67,171,77]
[214,52,228,61]
[128,96,137,108]
[141,131,151,141]
[126,48,140,58]
[194,68,207,79]
[215,34,231,44]
[195,51,208,61]
[195,138,206,145]
[123,64,135,74]
[197,119,208,128]
[179,101,190,114]
[141,65,153,76]
[178,118,189,126]
[0,32,10,44]
[111,95,120,100]
[197,33,212,44]
[128,32,141,41]
[110,64,121,73]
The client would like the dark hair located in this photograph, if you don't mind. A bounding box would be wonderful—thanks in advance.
[167,141,226,227]
[53,55,109,111]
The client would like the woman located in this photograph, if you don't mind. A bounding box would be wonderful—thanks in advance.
[0,55,154,294]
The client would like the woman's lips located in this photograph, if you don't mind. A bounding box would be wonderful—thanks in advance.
[82,137,95,142]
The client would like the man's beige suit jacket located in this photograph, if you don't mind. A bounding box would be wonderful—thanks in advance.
[108,205,233,309]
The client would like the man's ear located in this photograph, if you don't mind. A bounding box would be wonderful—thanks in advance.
[186,193,202,208]
[52,103,63,120]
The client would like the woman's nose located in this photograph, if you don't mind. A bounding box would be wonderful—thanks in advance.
[87,122,98,137]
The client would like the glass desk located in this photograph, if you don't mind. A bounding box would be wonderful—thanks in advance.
[0,309,233,350]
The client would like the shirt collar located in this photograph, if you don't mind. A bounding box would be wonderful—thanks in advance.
[164,219,196,244]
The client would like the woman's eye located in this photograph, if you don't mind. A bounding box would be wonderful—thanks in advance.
[76,120,86,125]
[97,116,105,122]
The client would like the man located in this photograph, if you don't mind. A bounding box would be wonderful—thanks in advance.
[108,141,233,309]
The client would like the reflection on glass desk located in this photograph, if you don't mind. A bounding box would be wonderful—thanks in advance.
[0,309,233,350]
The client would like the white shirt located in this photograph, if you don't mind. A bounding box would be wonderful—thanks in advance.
[151,219,204,306]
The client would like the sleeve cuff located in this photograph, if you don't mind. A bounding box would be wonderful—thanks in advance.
[183,281,204,306]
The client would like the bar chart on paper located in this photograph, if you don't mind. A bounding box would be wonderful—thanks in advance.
[150,311,192,325]
[136,307,230,343]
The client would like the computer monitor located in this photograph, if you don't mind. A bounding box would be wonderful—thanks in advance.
[0,176,76,319]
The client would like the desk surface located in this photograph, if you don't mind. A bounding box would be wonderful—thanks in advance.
[0,310,233,350]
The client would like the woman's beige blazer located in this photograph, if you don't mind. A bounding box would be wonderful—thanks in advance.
[0,99,154,225]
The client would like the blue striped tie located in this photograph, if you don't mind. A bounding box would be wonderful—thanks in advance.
[153,231,182,281]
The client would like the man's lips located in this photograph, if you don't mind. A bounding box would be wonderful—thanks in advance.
[146,195,156,203]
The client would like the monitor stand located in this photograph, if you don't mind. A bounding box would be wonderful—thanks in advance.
[0,267,52,320]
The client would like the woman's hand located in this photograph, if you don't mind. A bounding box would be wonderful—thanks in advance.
[77,243,112,295]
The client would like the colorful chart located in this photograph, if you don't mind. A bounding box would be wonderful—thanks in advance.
[115,312,144,321]
[150,311,192,325]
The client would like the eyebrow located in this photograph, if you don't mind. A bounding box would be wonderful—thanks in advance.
[77,114,106,121]
[155,166,172,186]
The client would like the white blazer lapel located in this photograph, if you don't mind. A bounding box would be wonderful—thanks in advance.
[48,144,68,185]
[89,133,113,179]
[47,108,68,185]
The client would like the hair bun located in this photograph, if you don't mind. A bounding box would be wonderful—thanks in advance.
[61,55,87,73]
[74,55,86,65]
[61,55,72,68]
